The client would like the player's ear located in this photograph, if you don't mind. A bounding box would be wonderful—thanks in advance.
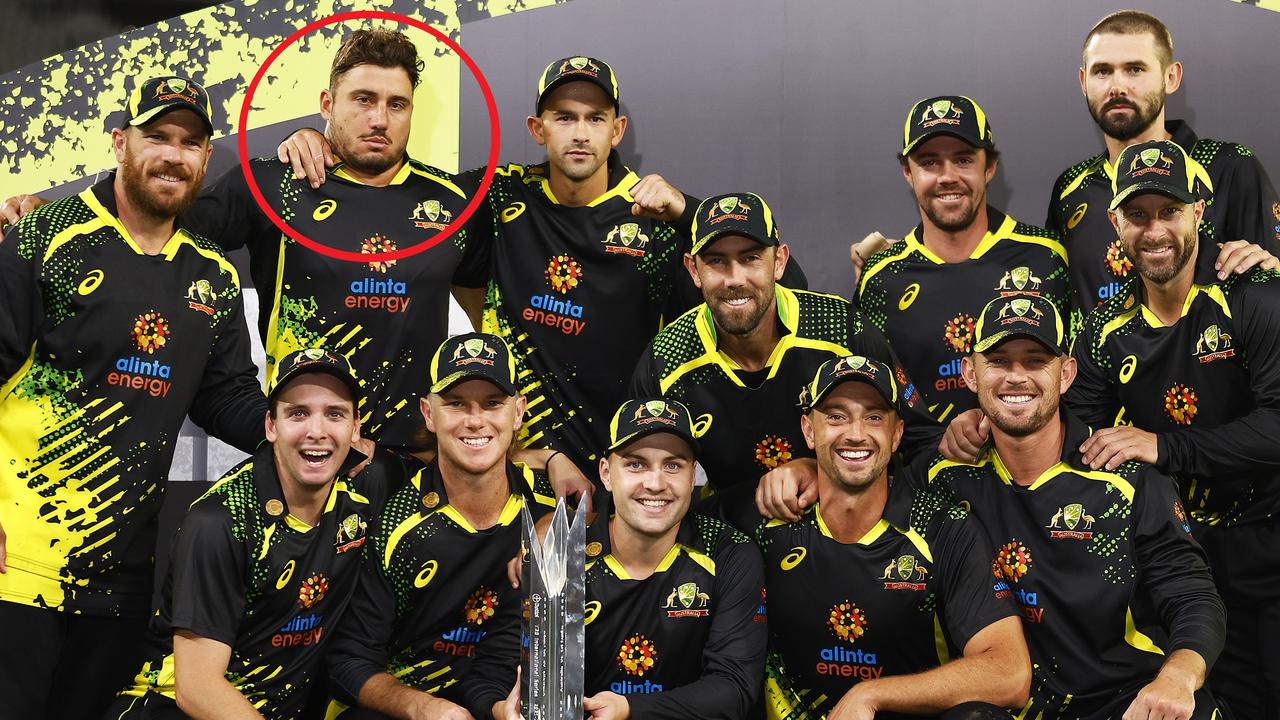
[112,128,128,164]
[1059,356,1078,394]
[683,253,702,290]
[421,396,437,434]
[800,412,816,451]
[1192,199,1205,226]
[773,244,790,282]
[1078,65,1087,97]
[320,88,334,121]
[598,457,613,492]
[1107,208,1122,237]
[265,410,278,443]
[961,356,978,393]
[513,394,527,433]
[890,417,904,454]
[527,115,547,146]
[610,114,628,148]
[1164,60,1183,94]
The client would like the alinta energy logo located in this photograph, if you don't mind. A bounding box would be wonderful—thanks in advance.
[436,587,499,659]
[109,312,175,397]
[818,601,882,680]
[992,540,1043,623]
[1193,324,1234,364]
[878,554,929,591]
[523,254,588,336]
[410,199,452,231]
[361,235,398,274]
[1094,239,1134,304]
[1164,383,1199,426]
[273,572,329,649]
[464,587,500,626]
[347,238,410,313]
[613,634,662,694]
[936,312,976,393]
[754,435,794,470]
[603,222,650,257]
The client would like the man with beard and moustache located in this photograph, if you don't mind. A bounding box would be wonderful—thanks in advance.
[1061,139,1280,717]
[757,355,1028,720]
[0,76,266,718]
[1046,10,1280,314]
[929,293,1227,720]
[631,192,939,530]
[857,96,1072,426]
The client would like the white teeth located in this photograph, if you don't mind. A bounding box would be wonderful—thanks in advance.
[725,298,750,306]
[461,437,491,447]
[638,499,669,508]
[837,449,871,461]
[1001,395,1033,404]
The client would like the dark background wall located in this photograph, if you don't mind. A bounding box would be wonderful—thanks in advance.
[457,0,1280,295]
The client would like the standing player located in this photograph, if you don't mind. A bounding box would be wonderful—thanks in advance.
[934,293,1227,719]
[1065,140,1280,716]
[479,397,767,720]
[325,333,556,719]
[631,193,939,529]
[1047,10,1279,312]
[758,355,1027,720]
[0,76,265,718]
[108,348,387,719]
[858,95,1071,424]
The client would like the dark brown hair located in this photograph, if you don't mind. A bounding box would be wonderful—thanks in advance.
[1084,10,1174,68]
[330,28,424,90]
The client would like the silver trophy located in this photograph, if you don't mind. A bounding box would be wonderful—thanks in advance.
[521,498,587,720]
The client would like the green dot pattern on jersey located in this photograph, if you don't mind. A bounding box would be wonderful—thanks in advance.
[202,463,272,605]
[19,199,98,324]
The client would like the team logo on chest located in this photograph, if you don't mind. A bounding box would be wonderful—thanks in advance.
[880,554,929,591]
[603,222,649,257]
[662,582,711,617]
[995,266,1043,294]
[1047,503,1095,540]
[334,513,368,553]
[411,199,452,230]
[1193,324,1235,364]
[185,278,219,316]
[1163,383,1199,426]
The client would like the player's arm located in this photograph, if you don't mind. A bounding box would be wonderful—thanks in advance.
[186,283,268,453]
[1155,279,1280,476]
[184,162,277,251]
[1061,313,1122,431]
[277,127,335,188]
[1122,470,1224,718]
[1216,146,1280,258]
[462,584,525,718]
[1043,170,1070,237]
[616,539,768,719]
[172,631,264,720]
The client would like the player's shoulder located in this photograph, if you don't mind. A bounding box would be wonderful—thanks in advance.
[648,303,706,357]
[13,191,95,256]
[1220,267,1280,315]
[1052,152,1107,195]
[863,236,920,278]
[689,513,755,556]
[789,286,855,340]
[1190,136,1262,171]
[1001,216,1067,260]
[1080,280,1143,338]
[189,457,259,538]
[404,159,468,199]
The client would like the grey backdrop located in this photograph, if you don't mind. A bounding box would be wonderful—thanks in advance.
[457,0,1280,296]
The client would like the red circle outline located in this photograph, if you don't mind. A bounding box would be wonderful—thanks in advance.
[236,11,500,263]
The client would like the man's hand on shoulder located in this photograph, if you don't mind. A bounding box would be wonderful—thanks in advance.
[629,174,685,222]
[1215,239,1280,280]
[755,457,818,522]
[1079,425,1157,471]
[1,194,46,232]
[939,409,989,463]
[276,128,334,189]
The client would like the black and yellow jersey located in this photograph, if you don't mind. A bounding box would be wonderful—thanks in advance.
[756,467,1014,720]
[116,444,392,719]
[0,174,264,618]
[630,285,938,516]
[1067,268,1280,527]
[325,459,554,713]
[189,156,488,448]
[1047,120,1280,313]
[581,507,765,719]
[927,411,1225,720]
[858,208,1071,423]
[476,153,691,477]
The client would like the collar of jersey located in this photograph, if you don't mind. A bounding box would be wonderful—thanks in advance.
[901,207,1015,265]
[411,458,536,533]
[803,468,914,544]
[971,409,1102,491]
[691,285,800,386]
[250,441,368,527]
[584,499,710,580]
[83,173,195,258]
[1101,281,1230,344]
[1067,119,1199,200]
[524,151,640,207]
[327,157,465,195]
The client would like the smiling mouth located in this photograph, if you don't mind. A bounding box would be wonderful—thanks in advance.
[636,498,672,510]
[460,436,493,448]
[722,297,752,307]
[999,394,1034,406]
[300,449,333,466]
[934,192,966,202]
[835,448,872,462]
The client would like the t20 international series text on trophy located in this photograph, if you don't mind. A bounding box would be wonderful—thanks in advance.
[521,499,586,720]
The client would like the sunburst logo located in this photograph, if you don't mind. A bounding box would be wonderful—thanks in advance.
[546,254,584,294]
[943,313,976,354]
[1104,239,1133,278]
[1164,384,1199,425]
[132,311,170,354]
[464,587,499,626]
[754,435,793,470]
[992,540,1033,582]
[617,634,658,676]
[298,573,329,609]
[826,601,868,644]
[361,235,397,273]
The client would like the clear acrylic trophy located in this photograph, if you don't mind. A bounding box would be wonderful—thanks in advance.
[521,498,586,720]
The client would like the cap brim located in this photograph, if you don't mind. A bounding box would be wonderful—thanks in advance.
[901,130,992,157]
[973,329,1064,356]
[1109,183,1197,211]
[129,104,214,136]
[607,426,700,457]
[429,371,517,396]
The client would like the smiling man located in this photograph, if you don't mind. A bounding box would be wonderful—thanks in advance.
[0,75,265,719]
[108,348,385,720]
[324,332,556,719]
[758,355,1027,720]
[1064,139,1280,716]
[928,294,1227,719]
[1046,10,1279,313]
[857,96,1072,424]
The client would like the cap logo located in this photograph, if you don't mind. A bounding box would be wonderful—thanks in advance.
[707,197,750,225]
[451,338,497,366]
[570,56,589,70]
[557,56,600,78]
[996,298,1043,326]
[1128,149,1173,178]
[152,78,200,105]
[920,99,963,128]
[304,348,326,361]
[632,400,679,426]
[832,355,878,383]
[165,79,187,94]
